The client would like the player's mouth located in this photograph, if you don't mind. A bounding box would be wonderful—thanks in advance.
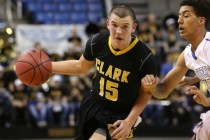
[115,36,123,41]
[179,26,184,34]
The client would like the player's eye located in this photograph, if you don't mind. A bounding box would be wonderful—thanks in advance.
[112,24,117,28]
[122,26,128,29]
[183,14,189,18]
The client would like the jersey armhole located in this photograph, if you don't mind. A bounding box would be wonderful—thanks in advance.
[90,33,100,57]
[138,52,153,72]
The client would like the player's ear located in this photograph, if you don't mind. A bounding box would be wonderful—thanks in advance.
[106,19,110,30]
[199,17,206,25]
[132,22,137,33]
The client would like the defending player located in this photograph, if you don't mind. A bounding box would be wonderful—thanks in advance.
[141,0,210,139]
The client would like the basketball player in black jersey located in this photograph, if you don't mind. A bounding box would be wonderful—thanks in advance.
[52,5,157,140]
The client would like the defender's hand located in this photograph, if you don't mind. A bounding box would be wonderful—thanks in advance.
[186,86,209,107]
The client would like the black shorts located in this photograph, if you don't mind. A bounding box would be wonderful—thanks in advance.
[75,92,128,140]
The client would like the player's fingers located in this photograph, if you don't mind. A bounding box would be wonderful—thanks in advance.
[193,94,199,102]
[188,85,198,90]
[110,121,121,137]
[111,127,120,138]
[186,90,196,95]
[186,86,198,95]
[141,74,156,85]
[112,127,127,140]
[112,120,121,127]
[155,76,159,84]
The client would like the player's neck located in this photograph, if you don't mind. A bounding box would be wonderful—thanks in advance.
[190,30,207,52]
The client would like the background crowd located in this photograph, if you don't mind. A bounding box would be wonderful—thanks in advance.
[0,0,209,131]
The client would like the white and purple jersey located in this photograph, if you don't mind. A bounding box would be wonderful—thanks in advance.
[184,32,210,91]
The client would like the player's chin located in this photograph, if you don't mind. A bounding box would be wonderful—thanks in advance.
[179,32,187,39]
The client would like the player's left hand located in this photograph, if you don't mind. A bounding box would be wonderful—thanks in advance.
[186,86,209,107]
[110,119,133,140]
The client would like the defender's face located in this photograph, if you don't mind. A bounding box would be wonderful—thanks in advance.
[178,6,204,40]
[107,14,137,50]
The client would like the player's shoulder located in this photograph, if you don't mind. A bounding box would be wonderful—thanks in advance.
[89,30,109,44]
[136,39,148,49]
[97,30,110,41]
[134,37,155,60]
[205,31,210,42]
[135,38,153,56]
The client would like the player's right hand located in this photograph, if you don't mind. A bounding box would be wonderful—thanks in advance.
[141,74,159,92]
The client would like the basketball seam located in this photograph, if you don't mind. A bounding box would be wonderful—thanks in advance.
[41,60,52,72]
[40,51,52,81]
[28,50,44,83]
[38,51,52,83]
[16,61,35,76]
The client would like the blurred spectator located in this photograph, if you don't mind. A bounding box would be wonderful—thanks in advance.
[0,86,13,128]
[0,39,15,67]
[0,65,5,87]
[33,42,49,56]
[160,14,182,62]
[167,89,192,126]
[1,66,17,89]
[142,99,169,126]
[11,79,31,126]
[68,75,91,97]
[33,42,44,51]
[64,29,84,60]
[28,90,48,128]
[159,52,175,80]
[137,18,155,48]
[67,76,88,126]
[47,75,69,127]
[68,87,83,127]
[147,13,160,39]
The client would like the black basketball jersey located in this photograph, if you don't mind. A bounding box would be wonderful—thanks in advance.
[83,31,157,113]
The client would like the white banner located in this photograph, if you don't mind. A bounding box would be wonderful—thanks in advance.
[15,24,88,56]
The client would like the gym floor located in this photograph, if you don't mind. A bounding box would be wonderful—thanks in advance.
[23,137,191,140]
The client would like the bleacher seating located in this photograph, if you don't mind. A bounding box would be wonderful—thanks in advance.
[22,0,105,24]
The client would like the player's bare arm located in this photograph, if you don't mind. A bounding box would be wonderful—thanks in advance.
[142,52,188,99]
[178,75,200,87]
[52,55,95,75]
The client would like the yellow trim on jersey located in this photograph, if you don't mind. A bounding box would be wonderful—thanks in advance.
[108,36,138,56]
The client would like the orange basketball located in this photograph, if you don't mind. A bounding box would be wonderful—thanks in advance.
[15,50,52,87]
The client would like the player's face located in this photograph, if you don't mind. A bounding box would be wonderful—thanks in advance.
[107,14,137,50]
[178,6,205,41]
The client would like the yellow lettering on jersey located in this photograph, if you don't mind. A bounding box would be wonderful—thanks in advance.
[96,59,130,83]
[113,68,121,81]
[105,65,113,78]
[96,58,100,72]
[96,58,104,75]
[105,80,118,101]
[121,71,130,83]
[99,61,105,75]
